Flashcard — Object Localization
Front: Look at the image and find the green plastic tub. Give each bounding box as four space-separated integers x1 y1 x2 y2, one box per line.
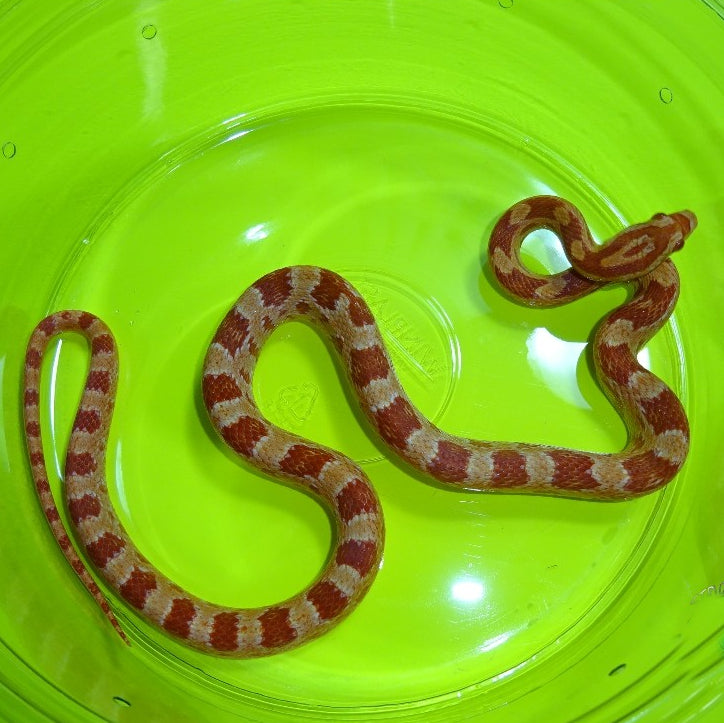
1 1 723 720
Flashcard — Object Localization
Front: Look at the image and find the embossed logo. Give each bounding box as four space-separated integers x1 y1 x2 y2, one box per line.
358 281 445 383
266 383 319 430
690 580 724 605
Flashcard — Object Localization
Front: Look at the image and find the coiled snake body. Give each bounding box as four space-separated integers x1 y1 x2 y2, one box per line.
23 196 696 657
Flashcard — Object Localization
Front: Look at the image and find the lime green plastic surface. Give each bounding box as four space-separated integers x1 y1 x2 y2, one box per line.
1 1 723 721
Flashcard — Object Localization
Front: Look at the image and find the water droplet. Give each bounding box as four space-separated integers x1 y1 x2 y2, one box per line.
609 663 627 677
112 696 131 707
2 141 16 159
142 24 157 40
498 0 514 7
659 87 673 104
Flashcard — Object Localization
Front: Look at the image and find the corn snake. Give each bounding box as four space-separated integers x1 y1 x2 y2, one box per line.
23 195 696 656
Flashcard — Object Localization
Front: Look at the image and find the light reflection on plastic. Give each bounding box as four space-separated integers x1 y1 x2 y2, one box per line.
637 347 651 370
114 440 131 518
526 327 588 409
532 180 557 197
387 0 396 27
243 223 270 244
451 579 485 604
49 340 63 478
225 129 251 144
478 631 511 653
523 228 569 272
527 328 653 406
139 20 167 119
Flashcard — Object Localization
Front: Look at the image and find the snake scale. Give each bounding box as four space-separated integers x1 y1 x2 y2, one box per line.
23 196 696 657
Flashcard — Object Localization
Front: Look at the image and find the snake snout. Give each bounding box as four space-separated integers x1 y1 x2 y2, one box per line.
667 210 697 252
672 210 697 236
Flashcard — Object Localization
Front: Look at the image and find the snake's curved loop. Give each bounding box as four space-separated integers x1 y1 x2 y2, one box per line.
489 195 696 305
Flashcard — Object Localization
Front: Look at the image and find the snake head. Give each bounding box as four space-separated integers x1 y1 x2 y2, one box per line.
669 210 698 250
583 208 698 283
650 210 698 254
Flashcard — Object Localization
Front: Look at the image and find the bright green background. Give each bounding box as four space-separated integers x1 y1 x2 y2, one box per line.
1 1 723 721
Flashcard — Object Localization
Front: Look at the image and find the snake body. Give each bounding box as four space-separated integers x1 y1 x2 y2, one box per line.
23 196 696 657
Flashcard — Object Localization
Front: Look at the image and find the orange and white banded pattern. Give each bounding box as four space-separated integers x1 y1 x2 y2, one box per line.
23 195 695 657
